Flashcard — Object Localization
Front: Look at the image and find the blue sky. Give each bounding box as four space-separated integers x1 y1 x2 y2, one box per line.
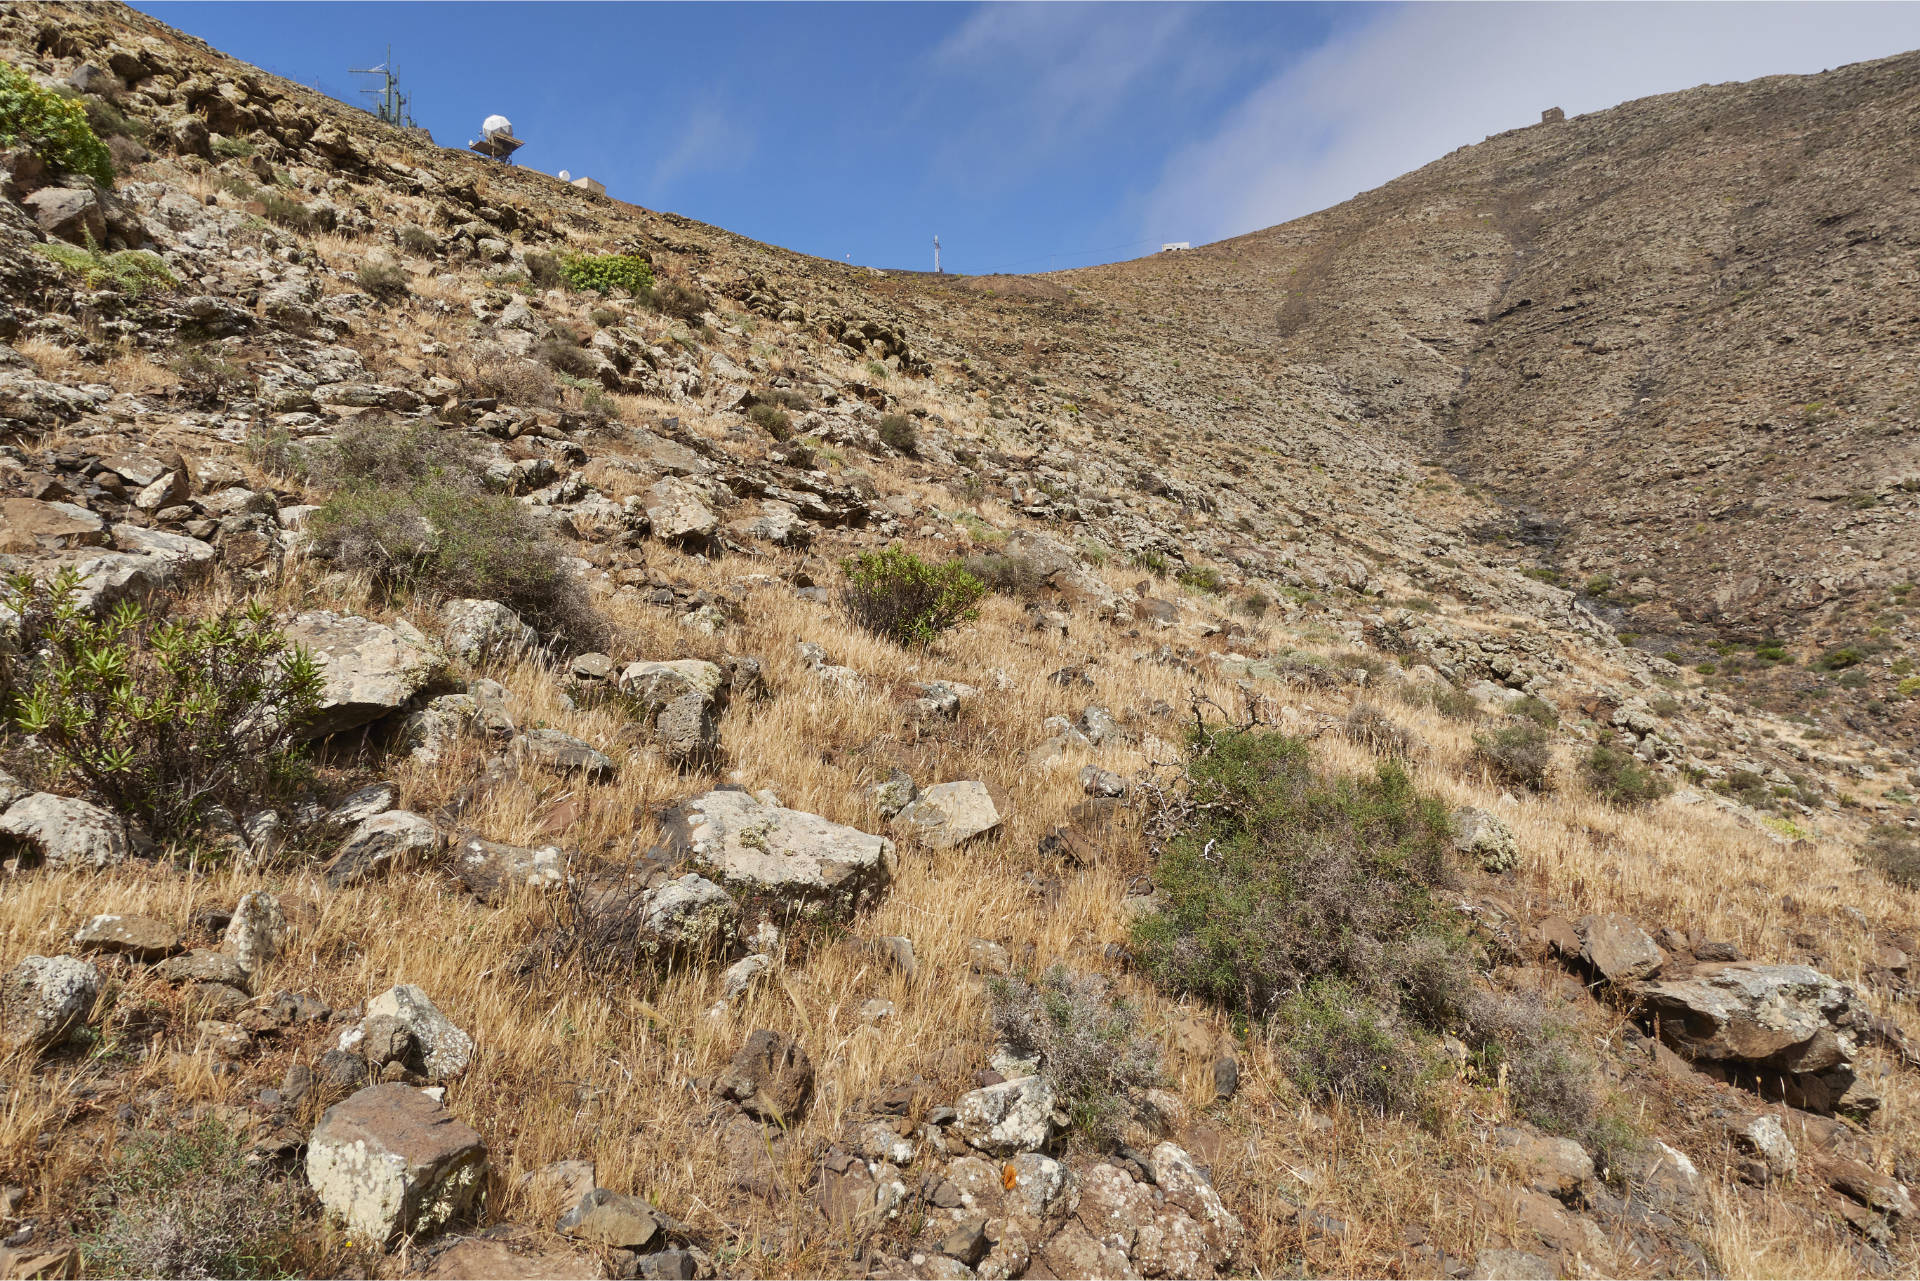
137 3 1920 275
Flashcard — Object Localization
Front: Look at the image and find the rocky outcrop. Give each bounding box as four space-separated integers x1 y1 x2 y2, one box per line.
0 792 135 868
306 1083 487 1247
284 612 445 739
660 790 892 918
0 954 99 1054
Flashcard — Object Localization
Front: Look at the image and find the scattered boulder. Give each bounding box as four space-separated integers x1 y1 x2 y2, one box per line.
306 1083 487 1247
155 949 249 988
660 789 892 918
640 874 740 955
0 792 135 868
1577 914 1665 983
1631 962 1868 1112
717 1028 815 1123
953 1074 1055 1156
644 478 718 545
441 598 540 664
1 954 99 1054
869 769 917 819
452 834 566 902
24 185 105 246
895 781 1001 849
284 612 445 739
1079 765 1128 798
338 984 474 1080
512 729 617 781
223 890 287 980
1454 806 1518 873
557 1188 662 1251
1734 1114 1797 1180
327 810 440 887
72 913 181 960
618 659 729 764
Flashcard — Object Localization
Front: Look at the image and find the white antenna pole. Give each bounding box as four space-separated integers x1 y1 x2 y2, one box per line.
934 234 941 274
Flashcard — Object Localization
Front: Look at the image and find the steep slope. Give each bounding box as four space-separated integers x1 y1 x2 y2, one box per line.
1 5 1919 1280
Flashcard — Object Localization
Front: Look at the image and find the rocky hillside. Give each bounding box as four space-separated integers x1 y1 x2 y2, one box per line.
0 4 1918 1279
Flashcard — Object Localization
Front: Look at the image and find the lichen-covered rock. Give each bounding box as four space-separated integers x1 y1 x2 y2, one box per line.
452 834 565 902
328 810 440 887
223 890 288 980
1577 913 1665 983
337 984 474 1081
618 659 729 763
1454 806 1518 873
1 954 100 1053
1631 962 1857 1072
511 728 616 780
283 611 445 739
661 789 892 918
644 477 718 544
306 1083 487 1247
440 598 539 664
72 913 181 960
895 780 1001 850
641 874 739 955
953 1074 1055 1156
0 793 135 868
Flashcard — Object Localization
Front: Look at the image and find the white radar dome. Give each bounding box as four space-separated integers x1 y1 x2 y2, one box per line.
482 114 512 138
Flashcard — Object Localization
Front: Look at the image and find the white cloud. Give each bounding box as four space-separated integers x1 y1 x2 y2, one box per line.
648 105 754 193
1144 2 1920 246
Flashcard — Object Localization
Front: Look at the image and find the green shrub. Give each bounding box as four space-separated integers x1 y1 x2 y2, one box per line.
3 571 321 842
535 333 599 379
1861 825 1920 889
397 224 438 256
1131 549 1169 577
1273 980 1429 1116
1473 721 1554 792
876 413 918 455
652 280 707 320
1238 591 1271 619
1754 644 1792 664
1342 701 1420 759
1509 694 1559 728
32 243 175 296
83 1116 301 1279
523 250 564 289
866 360 889 381
747 403 793 440
989 967 1160 1149
560 252 654 297
957 553 1046 600
1818 646 1864 671
210 134 256 158
355 259 408 303
762 388 811 411
1581 742 1671 808
259 189 327 233
1132 729 1452 1022
1176 565 1225 594
302 422 604 651
0 59 112 185
839 546 985 647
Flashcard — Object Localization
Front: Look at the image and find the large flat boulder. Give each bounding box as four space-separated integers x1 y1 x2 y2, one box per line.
283 612 444 739
306 1084 486 1247
659 790 891 918
895 781 1001 850
618 659 729 764
1 954 99 1054
0 498 109 552
1631 962 1857 1072
0 792 134 868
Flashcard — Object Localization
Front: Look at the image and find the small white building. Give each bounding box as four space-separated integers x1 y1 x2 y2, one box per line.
569 175 606 197
1161 241 1191 252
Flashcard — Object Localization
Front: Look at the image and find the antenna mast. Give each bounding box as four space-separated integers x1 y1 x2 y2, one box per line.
933 234 942 274
350 44 413 127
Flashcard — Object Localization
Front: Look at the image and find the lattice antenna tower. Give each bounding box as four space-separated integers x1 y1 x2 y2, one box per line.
934 234 941 274
350 45 413 127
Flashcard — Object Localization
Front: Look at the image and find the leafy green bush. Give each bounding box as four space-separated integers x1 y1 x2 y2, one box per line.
1176 565 1224 594
210 134 256 158
3 571 321 841
747 403 792 440
355 259 408 303
0 59 112 185
1133 728 1452 1023
259 189 326 233
83 1116 302 1279
989 967 1161 1148
877 413 918 455
1135 726 1601 1124
78 93 145 143
302 422 605 651
1473 720 1554 792
535 333 599 379
1818 646 1864 671
32 243 175 296
1581 741 1670 808
1510 694 1559 728
560 252 654 297
839 546 985 647
1131 549 1169 577
1238 590 1271 619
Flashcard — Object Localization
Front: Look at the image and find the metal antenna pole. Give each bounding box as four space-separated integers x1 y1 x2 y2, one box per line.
934 234 941 275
